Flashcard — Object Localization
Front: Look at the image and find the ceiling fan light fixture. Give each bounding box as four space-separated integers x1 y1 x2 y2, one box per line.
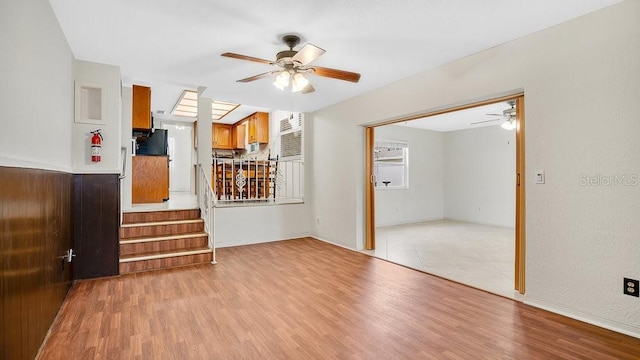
273 71 290 90
501 119 516 130
224 34 361 95
291 73 309 92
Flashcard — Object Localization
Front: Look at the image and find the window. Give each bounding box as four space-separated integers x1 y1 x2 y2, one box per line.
374 140 408 189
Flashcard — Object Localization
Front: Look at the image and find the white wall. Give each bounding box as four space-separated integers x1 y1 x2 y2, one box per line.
311 1 640 337
375 125 443 227
309 111 361 249
72 60 122 173
214 204 311 247
163 123 194 192
121 86 133 209
268 110 288 158
443 125 515 227
197 90 212 184
214 110 313 247
0 0 74 171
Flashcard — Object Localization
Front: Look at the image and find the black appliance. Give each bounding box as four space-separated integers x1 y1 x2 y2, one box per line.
136 129 168 156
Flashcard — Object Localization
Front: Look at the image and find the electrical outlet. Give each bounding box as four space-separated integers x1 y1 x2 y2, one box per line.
623 278 639 297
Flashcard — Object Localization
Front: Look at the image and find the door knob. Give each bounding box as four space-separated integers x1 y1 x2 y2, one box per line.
57 249 76 263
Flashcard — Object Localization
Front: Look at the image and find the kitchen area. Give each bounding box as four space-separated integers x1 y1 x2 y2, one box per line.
211 111 276 202
129 85 300 205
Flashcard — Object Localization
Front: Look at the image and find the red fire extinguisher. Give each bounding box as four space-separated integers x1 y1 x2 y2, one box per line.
91 129 103 162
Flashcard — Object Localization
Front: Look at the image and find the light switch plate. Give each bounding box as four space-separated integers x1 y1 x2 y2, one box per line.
535 170 545 184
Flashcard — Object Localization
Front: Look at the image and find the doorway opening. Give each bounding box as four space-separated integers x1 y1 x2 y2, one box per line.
162 122 195 196
364 95 525 297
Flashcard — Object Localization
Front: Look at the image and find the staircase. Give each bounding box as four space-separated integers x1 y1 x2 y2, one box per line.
119 209 213 274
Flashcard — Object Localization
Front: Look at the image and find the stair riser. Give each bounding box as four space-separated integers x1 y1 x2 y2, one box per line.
120 237 208 256
119 253 213 274
120 222 204 239
122 209 201 224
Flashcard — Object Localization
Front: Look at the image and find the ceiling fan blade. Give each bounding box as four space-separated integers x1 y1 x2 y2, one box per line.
237 71 277 83
292 44 325 65
221 52 273 65
485 113 503 116
470 119 501 125
301 84 315 94
312 66 361 83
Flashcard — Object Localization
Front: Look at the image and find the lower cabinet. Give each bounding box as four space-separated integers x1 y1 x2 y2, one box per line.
132 155 169 203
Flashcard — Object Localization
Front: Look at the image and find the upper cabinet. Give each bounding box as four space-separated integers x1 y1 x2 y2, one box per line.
248 112 269 144
212 123 233 149
211 112 269 150
132 85 151 130
233 123 246 150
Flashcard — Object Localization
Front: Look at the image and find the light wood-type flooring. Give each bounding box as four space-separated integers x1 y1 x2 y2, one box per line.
39 238 640 359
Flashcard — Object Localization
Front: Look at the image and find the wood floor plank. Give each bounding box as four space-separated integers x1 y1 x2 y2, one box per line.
38 238 640 359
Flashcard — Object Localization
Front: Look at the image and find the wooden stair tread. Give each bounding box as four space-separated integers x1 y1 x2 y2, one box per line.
120 232 208 244
119 248 212 263
120 219 203 228
118 209 212 274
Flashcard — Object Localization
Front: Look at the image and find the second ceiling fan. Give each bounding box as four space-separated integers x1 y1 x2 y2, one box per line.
221 34 361 94
470 101 517 130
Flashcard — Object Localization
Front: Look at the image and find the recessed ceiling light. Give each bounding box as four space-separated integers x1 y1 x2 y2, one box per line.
171 90 240 120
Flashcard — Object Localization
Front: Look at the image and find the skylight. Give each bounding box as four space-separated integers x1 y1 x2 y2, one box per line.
171 90 239 120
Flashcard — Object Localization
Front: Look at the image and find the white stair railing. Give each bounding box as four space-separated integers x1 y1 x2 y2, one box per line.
212 157 304 204
198 164 216 264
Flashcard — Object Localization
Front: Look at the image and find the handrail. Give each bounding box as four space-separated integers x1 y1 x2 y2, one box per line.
197 164 216 264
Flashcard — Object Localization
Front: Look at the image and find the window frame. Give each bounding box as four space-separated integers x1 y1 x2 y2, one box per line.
373 139 409 190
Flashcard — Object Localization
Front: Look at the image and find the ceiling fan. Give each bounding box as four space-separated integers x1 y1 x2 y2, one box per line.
470 101 517 130
221 34 361 94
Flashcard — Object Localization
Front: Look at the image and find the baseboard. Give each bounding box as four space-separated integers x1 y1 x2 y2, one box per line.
377 217 514 230
309 236 358 252
525 296 640 339
376 216 444 228
216 231 311 248
442 216 514 228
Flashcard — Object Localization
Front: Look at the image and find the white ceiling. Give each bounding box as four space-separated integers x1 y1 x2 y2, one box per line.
49 0 621 117
398 101 512 132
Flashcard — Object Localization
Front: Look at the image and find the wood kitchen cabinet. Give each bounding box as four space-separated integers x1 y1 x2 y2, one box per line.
213 123 233 149
132 155 169 203
248 112 269 144
233 122 246 149
132 85 151 130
